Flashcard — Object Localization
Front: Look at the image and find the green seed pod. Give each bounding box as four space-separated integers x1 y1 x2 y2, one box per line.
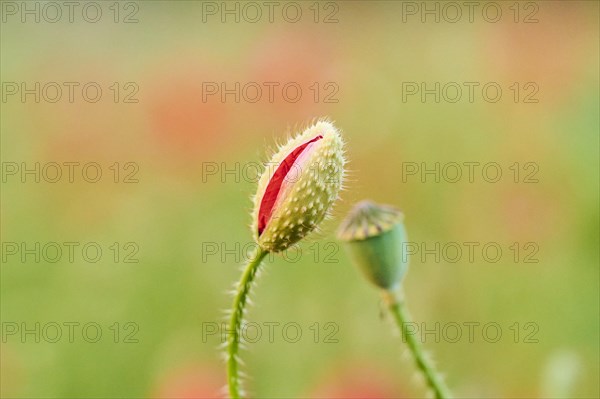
337 201 408 290
252 120 346 253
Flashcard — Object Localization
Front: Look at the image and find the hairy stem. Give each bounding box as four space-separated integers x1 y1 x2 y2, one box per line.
384 289 452 399
227 247 268 399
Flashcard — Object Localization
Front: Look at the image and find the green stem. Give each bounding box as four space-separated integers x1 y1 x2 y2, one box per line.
227 247 268 399
384 289 452 399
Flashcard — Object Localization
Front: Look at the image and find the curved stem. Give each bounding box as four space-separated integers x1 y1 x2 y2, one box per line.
384 289 452 399
227 247 268 399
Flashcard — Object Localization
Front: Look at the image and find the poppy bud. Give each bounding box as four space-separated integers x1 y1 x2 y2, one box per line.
337 201 408 290
252 120 345 253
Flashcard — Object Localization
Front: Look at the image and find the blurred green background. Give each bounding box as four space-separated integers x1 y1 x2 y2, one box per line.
1 1 598 398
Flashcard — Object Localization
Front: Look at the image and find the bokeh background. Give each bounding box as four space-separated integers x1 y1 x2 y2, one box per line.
1 1 598 398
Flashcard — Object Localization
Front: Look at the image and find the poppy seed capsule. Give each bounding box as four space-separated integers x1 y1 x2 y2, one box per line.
338 201 408 290
252 120 345 253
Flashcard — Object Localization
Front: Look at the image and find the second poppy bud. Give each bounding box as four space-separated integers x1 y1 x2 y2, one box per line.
337 201 409 290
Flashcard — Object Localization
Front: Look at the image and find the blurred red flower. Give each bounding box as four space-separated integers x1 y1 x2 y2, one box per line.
151 364 223 399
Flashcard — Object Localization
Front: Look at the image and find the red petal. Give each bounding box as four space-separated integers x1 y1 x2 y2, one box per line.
258 135 323 236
